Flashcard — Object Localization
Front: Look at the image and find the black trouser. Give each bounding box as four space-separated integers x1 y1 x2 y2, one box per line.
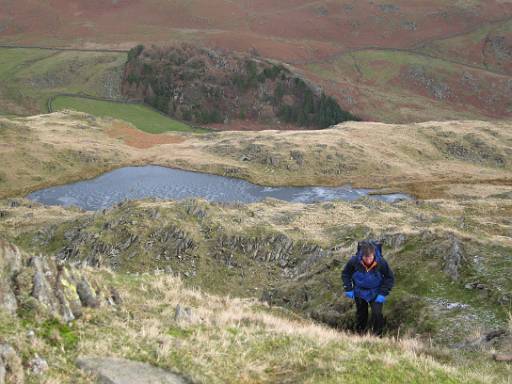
355 297 384 336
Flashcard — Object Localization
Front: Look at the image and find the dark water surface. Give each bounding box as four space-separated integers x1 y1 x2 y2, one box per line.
26 166 411 210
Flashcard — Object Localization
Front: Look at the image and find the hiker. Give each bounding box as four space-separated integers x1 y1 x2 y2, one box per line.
341 240 394 336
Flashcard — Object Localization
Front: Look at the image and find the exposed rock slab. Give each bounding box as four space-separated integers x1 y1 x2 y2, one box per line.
77 357 188 384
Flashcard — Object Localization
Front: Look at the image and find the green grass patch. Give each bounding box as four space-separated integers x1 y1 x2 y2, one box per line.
0 48 126 115
167 326 194 338
39 318 79 351
52 96 206 133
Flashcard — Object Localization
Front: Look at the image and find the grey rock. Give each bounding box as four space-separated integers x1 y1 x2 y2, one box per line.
30 256 60 315
379 4 399 13
0 241 22 314
382 233 407 249
29 355 49 375
483 35 512 61
406 65 450 100
444 234 463 281
401 20 417 31
76 356 189 384
77 278 100 308
464 282 486 290
315 5 328 16
1 239 117 321
265 155 280 167
174 304 192 323
109 287 123 306
0 344 24 384
290 150 304 166
184 200 208 219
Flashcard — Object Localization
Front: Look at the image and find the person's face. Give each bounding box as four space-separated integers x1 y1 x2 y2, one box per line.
363 251 375 264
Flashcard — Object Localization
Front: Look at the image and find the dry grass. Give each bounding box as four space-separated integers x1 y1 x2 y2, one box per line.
1 112 512 200
1 248 510 382
67 272 508 383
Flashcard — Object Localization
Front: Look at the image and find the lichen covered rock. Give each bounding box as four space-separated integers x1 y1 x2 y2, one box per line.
0 239 119 321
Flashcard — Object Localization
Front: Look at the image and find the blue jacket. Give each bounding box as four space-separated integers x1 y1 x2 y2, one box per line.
341 242 394 302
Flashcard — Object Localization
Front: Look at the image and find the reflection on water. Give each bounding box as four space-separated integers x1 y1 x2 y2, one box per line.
27 165 411 211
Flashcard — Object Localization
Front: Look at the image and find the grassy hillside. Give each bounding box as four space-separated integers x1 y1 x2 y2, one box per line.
0 48 125 115
0 110 511 381
419 19 512 76
52 96 201 133
2 1 511 62
1 112 512 199
0 240 510 383
303 49 512 122
6 195 510 344
2 2 512 123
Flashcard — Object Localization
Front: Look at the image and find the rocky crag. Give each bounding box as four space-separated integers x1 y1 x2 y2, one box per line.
121 44 357 129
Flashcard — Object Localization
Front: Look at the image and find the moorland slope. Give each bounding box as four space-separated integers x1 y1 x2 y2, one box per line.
2 1 512 122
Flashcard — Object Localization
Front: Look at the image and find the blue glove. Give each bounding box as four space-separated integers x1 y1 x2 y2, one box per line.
344 291 354 299
375 295 386 303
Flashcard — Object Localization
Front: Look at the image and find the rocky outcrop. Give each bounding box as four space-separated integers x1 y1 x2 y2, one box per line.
76 357 189 384
0 239 119 322
431 131 507 168
406 65 451 100
174 304 193 323
216 232 330 277
0 344 24 384
0 242 22 315
483 34 512 72
57 219 196 271
122 44 357 128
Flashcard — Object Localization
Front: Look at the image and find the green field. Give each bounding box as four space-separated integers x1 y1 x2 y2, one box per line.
52 95 205 133
0 48 126 115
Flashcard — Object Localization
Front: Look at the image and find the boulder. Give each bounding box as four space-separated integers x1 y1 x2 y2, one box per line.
76 356 189 384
